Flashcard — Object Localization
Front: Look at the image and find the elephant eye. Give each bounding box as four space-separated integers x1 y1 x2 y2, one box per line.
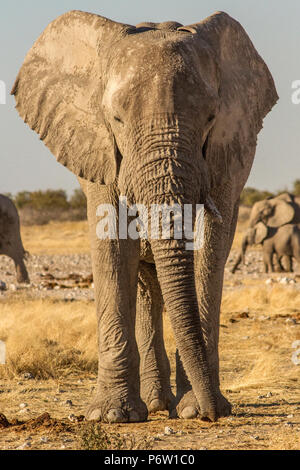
114 116 123 124
207 114 215 123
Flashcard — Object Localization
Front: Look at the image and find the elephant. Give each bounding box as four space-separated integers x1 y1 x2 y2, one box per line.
232 221 300 273
249 193 300 228
232 193 300 273
0 194 29 283
11 10 278 423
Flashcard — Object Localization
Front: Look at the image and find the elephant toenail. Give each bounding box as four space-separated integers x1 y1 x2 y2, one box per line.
87 409 101 421
106 408 126 423
129 410 140 422
181 406 198 419
148 399 164 413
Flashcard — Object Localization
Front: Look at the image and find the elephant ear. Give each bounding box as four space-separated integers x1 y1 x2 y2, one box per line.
268 200 295 227
254 222 268 244
179 12 278 187
11 10 132 184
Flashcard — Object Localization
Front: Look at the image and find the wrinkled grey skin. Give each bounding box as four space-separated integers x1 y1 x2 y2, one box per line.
0 195 29 283
12 11 278 423
232 193 300 273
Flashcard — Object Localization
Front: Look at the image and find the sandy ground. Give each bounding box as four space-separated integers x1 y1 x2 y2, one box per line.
0 220 299 451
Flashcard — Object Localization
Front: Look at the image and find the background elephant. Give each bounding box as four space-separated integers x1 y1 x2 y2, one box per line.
12 10 277 423
232 193 300 273
249 192 300 228
0 194 29 283
232 222 300 273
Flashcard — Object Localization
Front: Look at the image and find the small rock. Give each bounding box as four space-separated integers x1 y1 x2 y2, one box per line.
19 403 28 409
164 426 174 435
62 438 74 443
285 318 297 324
259 315 270 321
287 414 294 418
68 414 77 422
65 399 73 407
9 284 17 291
23 372 34 380
266 392 273 398
0 281 7 291
40 436 49 443
17 442 31 450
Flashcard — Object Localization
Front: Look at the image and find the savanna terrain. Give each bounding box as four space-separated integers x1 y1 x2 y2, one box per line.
0 208 299 450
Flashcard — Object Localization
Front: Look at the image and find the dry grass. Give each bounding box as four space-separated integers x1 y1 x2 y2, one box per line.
21 221 90 255
0 209 298 450
0 288 299 450
0 297 97 379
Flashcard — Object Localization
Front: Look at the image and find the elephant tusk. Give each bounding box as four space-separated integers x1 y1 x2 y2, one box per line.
204 196 223 224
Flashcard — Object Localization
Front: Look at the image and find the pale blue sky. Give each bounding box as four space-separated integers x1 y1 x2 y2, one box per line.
0 0 299 196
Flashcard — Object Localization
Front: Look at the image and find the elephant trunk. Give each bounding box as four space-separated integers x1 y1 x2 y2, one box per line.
150 237 217 420
231 233 249 273
123 133 217 419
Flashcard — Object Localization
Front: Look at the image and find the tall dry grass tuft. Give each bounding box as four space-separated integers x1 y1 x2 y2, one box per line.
0 297 97 379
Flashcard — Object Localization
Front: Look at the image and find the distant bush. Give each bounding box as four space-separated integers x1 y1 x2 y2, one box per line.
15 190 69 210
69 188 87 209
293 179 300 197
14 188 87 225
240 187 274 207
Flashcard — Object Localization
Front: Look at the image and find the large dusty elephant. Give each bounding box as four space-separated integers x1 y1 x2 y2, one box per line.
0 194 29 283
232 193 300 272
12 11 278 423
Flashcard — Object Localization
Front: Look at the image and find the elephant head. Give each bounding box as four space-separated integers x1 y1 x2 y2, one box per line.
249 193 296 228
247 222 269 246
12 10 278 420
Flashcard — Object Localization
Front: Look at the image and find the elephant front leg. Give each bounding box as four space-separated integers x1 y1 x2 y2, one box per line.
175 191 237 419
84 183 147 423
136 261 174 414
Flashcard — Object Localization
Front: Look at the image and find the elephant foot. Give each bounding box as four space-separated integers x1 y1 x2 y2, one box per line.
85 396 148 423
145 389 175 414
141 382 175 414
174 389 231 421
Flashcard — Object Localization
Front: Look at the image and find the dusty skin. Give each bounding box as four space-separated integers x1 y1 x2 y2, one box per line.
0 217 299 450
